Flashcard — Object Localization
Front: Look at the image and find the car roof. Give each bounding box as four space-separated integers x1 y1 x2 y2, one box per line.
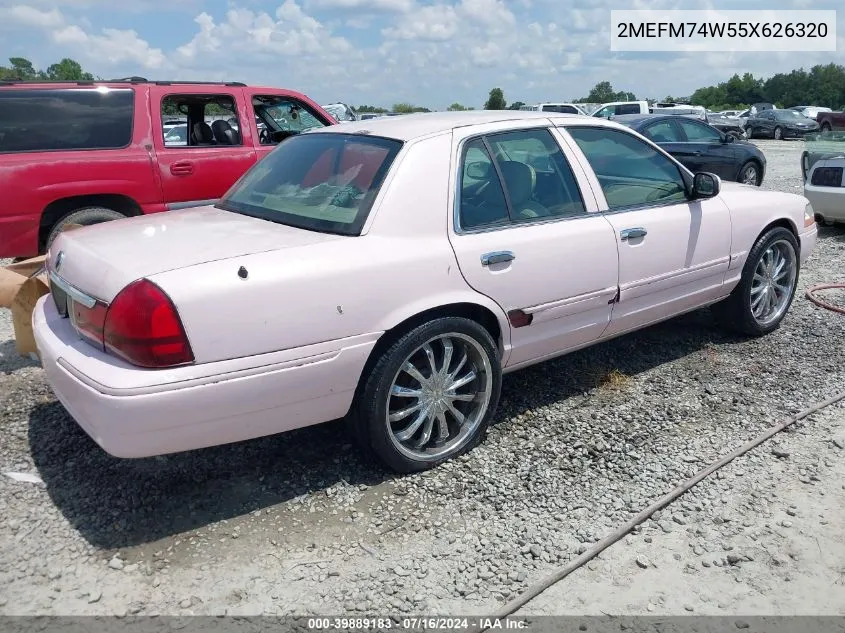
311 110 584 141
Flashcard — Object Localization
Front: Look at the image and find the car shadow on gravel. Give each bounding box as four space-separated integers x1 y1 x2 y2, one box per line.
28 309 746 550
817 224 845 242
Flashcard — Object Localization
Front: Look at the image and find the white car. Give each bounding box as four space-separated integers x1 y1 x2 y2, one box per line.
804 155 845 224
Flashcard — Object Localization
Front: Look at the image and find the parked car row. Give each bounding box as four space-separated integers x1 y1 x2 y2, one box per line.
30 108 818 471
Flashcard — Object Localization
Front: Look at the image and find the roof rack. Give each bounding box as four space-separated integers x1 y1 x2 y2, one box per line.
1 78 247 87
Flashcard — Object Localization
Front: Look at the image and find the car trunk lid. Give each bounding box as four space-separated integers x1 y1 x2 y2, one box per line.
47 205 344 303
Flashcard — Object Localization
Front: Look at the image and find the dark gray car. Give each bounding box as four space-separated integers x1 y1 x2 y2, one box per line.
745 109 820 140
614 113 767 186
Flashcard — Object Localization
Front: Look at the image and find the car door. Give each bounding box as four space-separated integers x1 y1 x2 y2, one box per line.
150 86 257 208
674 118 737 180
447 123 619 369
559 124 731 338
757 111 776 137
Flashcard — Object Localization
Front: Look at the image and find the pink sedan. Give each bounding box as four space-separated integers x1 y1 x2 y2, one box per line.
33 111 818 472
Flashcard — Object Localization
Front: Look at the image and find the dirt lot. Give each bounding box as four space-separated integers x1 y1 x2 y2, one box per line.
1 139 844 617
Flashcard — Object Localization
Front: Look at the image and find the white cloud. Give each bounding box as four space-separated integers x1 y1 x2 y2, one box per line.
307 0 414 12
0 4 166 69
0 6 64 28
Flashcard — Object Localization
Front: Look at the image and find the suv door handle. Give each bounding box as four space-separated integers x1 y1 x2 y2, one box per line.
481 251 515 266
170 161 194 176
620 227 647 241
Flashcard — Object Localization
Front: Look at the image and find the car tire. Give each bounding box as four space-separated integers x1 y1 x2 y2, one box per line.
46 207 127 250
773 126 783 140
821 123 832 133
350 317 502 473
738 160 762 186
712 226 800 337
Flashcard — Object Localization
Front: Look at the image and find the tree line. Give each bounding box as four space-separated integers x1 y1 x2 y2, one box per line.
368 63 845 114
0 57 95 81
4 56 844 114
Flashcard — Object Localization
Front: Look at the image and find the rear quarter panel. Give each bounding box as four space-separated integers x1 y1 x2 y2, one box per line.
148 133 512 365
719 185 807 285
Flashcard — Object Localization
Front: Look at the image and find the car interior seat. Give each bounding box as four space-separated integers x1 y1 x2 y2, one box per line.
191 122 216 145
211 120 240 145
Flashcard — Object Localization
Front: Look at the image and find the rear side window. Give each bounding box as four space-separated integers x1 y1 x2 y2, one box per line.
0 88 134 153
615 104 642 115
542 105 579 114
218 133 402 236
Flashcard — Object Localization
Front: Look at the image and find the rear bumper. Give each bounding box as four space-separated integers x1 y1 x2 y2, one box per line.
33 295 377 458
804 185 845 222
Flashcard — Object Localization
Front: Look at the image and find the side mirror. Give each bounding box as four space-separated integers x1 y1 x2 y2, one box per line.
692 172 720 198
465 161 492 179
723 134 735 143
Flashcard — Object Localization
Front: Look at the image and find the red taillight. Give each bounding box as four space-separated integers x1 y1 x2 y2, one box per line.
103 279 194 368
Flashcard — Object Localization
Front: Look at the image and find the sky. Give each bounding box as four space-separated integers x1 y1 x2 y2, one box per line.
0 0 842 110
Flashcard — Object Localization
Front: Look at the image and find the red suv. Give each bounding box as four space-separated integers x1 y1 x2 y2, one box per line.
0 78 336 258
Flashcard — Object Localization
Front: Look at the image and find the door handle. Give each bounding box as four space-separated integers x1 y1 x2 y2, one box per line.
480 251 515 266
620 227 647 241
170 161 194 176
693 151 703 156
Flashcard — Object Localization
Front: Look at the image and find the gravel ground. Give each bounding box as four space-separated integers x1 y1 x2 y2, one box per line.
1 139 844 617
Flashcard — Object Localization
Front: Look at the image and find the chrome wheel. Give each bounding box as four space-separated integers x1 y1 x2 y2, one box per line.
774 127 783 140
386 333 493 461
750 239 797 327
741 164 758 185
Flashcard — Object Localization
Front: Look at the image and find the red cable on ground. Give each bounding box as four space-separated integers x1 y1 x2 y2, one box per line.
805 283 845 315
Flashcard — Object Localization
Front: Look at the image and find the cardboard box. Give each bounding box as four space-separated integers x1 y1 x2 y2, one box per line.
0 224 83 358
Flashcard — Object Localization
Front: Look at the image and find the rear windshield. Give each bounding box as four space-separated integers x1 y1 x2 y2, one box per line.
217 132 402 236
0 88 134 153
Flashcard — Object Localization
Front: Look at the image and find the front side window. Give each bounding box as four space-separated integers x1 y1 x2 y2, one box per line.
567 126 687 210
0 88 134 153
677 119 721 142
593 106 613 118
459 128 587 230
218 133 401 236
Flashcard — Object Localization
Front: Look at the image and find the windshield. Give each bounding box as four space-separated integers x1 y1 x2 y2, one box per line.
217 133 402 236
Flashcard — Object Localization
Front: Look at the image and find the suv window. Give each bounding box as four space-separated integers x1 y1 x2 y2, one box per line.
677 119 721 142
593 106 613 118
459 128 586 229
0 88 134 153
643 120 682 143
542 104 579 114
218 133 401 236
161 94 241 147
615 104 642 115
567 126 687 210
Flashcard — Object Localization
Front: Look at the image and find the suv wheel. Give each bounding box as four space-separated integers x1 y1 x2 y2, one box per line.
46 207 126 250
